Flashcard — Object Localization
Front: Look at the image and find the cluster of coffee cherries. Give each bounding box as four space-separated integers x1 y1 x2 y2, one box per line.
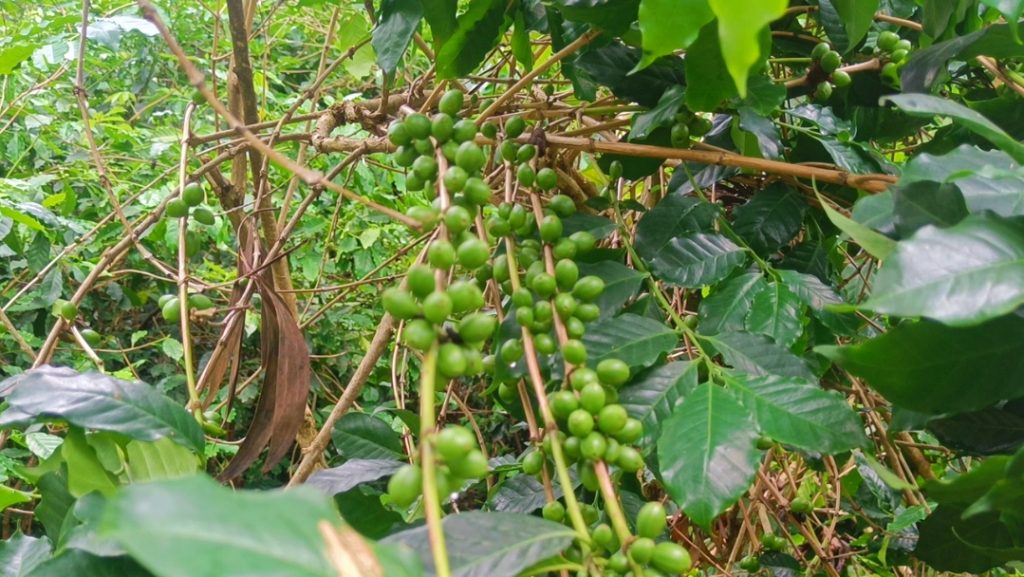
166 182 216 226
572 501 692 577
810 42 851 101
876 30 914 87
157 292 214 323
388 425 489 508
669 108 713 149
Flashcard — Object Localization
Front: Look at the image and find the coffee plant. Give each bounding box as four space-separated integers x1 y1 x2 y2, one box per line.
0 1 1023 576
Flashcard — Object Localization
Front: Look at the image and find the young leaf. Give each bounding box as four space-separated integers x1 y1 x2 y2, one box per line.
657 383 760 529
708 0 786 97
0 366 204 453
862 214 1024 326
384 511 574 577
817 315 1024 414
636 0 713 70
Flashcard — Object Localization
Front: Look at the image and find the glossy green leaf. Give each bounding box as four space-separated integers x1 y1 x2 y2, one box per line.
635 195 718 260
892 180 968 237
927 402 1024 456
636 0 712 69
915 505 1018 573
733 186 807 256
100 475 339 577
685 23 737 111
900 145 1024 218
902 24 1024 92
628 85 685 140
576 43 686 108
436 0 511 79
657 383 760 529
698 272 767 335
619 362 700 452
745 281 804 348
582 314 677 370
0 533 51 577
737 107 782 159
550 0 640 36
862 214 1024 325
124 438 201 482
648 233 747 288
708 0 786 97
815 191 896 260
372 0 422 74
307 459 404 495
384 511 574 577
706 331 815 380
577 261 645 319
63 429 118 498
832 0 879 51
817 315 1024 414
489 474 569 513
775 269 844 310
882 94 1024 164
0 366 203 452
331 412 405 461
727 375 867 454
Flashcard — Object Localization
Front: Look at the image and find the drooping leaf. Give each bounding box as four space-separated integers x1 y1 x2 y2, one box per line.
862 214 1024 326
744 281 804 348
685 23 738 111
0 533 51 577
732 185 807 256
698 272 767 335
619 362 701 453
892 180 968 237
882 94 1024 164
708 0 787 97
657 383 760 529
706 331 815 380
727 374 867 454
331 412 405 461
307 459 405 495
420 0 457 44
582 314 677 371
436 0 512 79
831 0 879 51
648 233 747 288
384 511 575 577
100 475 340 577
0 366 203 453
636 0 713 69
372 0 423 75
817 315 1024 414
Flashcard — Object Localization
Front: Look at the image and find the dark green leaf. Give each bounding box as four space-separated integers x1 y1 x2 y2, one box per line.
738 107 783 160
882 94 1024 164
25 551 152 577
307 459 405 495
902 25 1024 93
900 145 1024 217
334 489 406 540
657 383 760 529
817 315 1024 414
420 0 457 44
744 281 804 348
510 10 532 70
698 272 767 335
832 0 879 51
727 374 867 453
619 362 701 453
892 180 968 237
915 505 1017 573
489 474 568 513
629 85 685 140
384 511 575 577
550 0 640 36
924 456 1008 505
862 214 1024 326
372 0 423 74
0 533 51 577
635 195 718 260
0 366 203 453
100 475 339 577
648 233 747 288
582 314 677 370
636 0 713 69
436 0 511 79
576 43 685 108
928 403 1024 456
577 261 645 318
331 413 405 461
775 270 844 310
706 331 815 380
685 23 737 111
732 185 807 255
